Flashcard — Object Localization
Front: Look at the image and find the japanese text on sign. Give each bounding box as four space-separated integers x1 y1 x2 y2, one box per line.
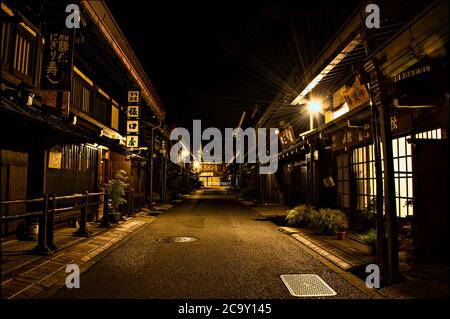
127 120 139 133
128 91 140 103
42 30 74 90
126 135 139 148
342 76 370 110
127 105 140 118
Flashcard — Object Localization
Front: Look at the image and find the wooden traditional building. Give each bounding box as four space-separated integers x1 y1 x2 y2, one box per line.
1 0 164 236
257 0 448 282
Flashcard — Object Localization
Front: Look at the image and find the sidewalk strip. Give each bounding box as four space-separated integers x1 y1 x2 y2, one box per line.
292 234 353 270
1 219 148 299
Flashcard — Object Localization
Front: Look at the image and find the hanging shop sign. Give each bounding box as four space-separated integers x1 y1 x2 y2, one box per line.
126 135 139 148
341 75 370 111
48 148 62 169
41 28 75 91
126 91 140 149
127 105 140 118
127 120 139 133
128 91 140 103
390 110 411 136
279 126 296 149
331 126 372 151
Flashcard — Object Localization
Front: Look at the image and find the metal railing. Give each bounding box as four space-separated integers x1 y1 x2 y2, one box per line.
1 190 112 254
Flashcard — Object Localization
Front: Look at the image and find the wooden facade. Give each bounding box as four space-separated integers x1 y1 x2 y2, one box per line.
255 0 448 275
1 0 164 237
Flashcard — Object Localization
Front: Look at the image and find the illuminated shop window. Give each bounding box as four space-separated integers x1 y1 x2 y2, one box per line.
392 136 413 217
352 144 378 211
350 129 443 217
414 128 442 139
393 129 442 217
336 153 350 208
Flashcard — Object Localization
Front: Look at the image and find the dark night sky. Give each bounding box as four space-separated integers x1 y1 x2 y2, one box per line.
108 0 362 131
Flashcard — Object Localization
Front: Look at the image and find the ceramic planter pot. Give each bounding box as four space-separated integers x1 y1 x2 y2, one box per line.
108 212 121 223
25 220 39 240
337 231 346 240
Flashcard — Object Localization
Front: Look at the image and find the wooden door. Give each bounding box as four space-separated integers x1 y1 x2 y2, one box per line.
1 150 28 236
412 139 449 262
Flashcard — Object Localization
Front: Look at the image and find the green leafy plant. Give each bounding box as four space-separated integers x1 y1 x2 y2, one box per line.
106 170 129 211
312 208 348 235
361 228 377 256
361 228 377 246
361 197 377 225
285 204 317 227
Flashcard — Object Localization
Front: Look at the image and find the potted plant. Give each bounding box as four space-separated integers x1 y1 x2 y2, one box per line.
105 170 129 223
312 208 348 238
361 228 377 256
362 197 377 229
285 204 318 227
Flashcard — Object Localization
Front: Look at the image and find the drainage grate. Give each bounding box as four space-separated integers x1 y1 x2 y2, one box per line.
157 236 198 243
280 274 337 297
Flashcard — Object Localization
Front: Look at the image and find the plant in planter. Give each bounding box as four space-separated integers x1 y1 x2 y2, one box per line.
105 170 129 223
312 208 348 238
285 204 317 227
361 228 377 256
362 197 376 222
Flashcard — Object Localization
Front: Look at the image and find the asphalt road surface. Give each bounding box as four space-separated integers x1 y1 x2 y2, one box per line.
51 189 369 299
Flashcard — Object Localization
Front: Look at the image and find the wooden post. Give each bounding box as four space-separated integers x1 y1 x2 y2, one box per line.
32 193 51 255
129 188 134 216
100 190 111 227
370 89 385 270
378 92 400 284
46 193 57 250
74 191 90 236
364 57 400 284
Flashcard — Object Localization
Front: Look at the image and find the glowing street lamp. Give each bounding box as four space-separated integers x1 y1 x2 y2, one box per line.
307 100 322 130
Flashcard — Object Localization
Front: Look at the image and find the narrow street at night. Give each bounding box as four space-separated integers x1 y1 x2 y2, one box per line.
50 188 369 299
1 0 449 315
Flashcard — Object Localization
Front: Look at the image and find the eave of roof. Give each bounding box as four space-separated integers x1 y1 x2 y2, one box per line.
80 0 165 119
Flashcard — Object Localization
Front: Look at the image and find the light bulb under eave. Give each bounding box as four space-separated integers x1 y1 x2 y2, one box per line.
307 101 322 113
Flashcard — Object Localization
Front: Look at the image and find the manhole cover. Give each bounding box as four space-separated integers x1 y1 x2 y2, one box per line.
157 236 198 243
280 274 337 297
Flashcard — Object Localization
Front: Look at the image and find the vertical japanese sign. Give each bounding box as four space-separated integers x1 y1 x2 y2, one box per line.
126 91 140 148
41 28 75 91
279 126 296 149
341 75 370 111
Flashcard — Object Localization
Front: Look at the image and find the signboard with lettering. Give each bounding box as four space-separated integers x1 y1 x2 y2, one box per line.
390 110 411 136
332 126 372 151
41 29 75 91
127 120 139 133
128 91 140 103
127 105 140 118
341 76 370 111
48 150 62 169
279 126 296 149
126 135 139 148
126 91 141 149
